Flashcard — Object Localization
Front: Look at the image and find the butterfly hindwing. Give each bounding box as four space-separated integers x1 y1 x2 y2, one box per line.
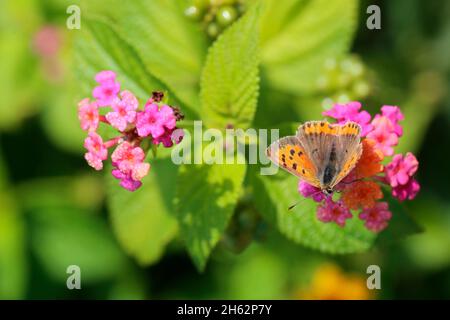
266 136 320 188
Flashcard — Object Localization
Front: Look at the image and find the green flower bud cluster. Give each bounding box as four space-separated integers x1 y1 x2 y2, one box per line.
316 55 372 109
185 0 247 39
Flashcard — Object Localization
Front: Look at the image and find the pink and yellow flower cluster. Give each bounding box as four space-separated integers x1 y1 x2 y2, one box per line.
299 102 420 233
78 70 184 191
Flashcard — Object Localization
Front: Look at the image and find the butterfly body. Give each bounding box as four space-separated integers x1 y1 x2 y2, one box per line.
266 120 363 195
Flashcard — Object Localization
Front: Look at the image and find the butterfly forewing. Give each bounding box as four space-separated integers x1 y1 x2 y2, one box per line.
330 122 363 187
296 121 339 179
266 136 321 188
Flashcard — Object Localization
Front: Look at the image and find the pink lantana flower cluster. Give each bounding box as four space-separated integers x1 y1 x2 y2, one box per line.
78 70 184 191
299 101 420 233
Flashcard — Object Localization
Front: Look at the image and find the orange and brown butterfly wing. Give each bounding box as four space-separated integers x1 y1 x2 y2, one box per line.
266 136 321 188
331 122 363 187
296 120 340 174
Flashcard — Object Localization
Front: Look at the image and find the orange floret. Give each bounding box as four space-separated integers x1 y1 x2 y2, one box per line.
294 264 372 300
341 180 383 210
352 138 384 179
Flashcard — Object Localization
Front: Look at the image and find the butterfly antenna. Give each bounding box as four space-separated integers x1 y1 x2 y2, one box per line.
288 189 325 211
288 200 302 211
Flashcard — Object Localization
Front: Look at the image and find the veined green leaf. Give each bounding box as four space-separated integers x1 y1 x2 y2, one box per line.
107 158 178 266
74 18 167 101
200 4 261 129
262 0 359 94
251 171 376 254
175 161 247 271
114 0 206 111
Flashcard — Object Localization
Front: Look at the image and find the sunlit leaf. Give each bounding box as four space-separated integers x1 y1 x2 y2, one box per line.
112 0 206 112
200 3 261 129
74 18 167 101
175 161 247 271
261 0 359 94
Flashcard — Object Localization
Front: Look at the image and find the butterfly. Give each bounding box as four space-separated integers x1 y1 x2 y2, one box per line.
266 120 363 196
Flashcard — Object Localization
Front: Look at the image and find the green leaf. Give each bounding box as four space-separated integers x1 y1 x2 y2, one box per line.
401 195 450 270
0 148 7 188
41 32 86 154
108 266 148 300
175 162 247 271
200 4 261 129
112 0 206 111
224 246 287 299
18 177 126 283
260 0 307 44
16 175 104 212
106 158 178 266
74 18 167 101
0 150 26 299
251 171 376 254
395 97 440 155
261 0 359 94
0 22 42 130
0 192 27 299
30 206 127 283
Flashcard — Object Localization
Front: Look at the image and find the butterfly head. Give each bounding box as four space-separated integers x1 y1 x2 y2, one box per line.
322 186 333 196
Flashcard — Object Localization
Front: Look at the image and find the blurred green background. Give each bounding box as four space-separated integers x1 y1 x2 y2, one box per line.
0 0 449 299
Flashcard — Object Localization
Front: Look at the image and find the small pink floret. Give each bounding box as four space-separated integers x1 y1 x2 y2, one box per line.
105 90 139 132
359 202 392 232
385 153 419 188
316 198 353 227
110 142 150 191
78 98 99 132
366 115 400 156
323 101 373 136
83 132 107 170
136 102 177 139
92 70 120 107
298 180 326 203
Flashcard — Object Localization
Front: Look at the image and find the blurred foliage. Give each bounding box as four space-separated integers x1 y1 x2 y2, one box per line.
107 159 178 266
0 0 449 299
